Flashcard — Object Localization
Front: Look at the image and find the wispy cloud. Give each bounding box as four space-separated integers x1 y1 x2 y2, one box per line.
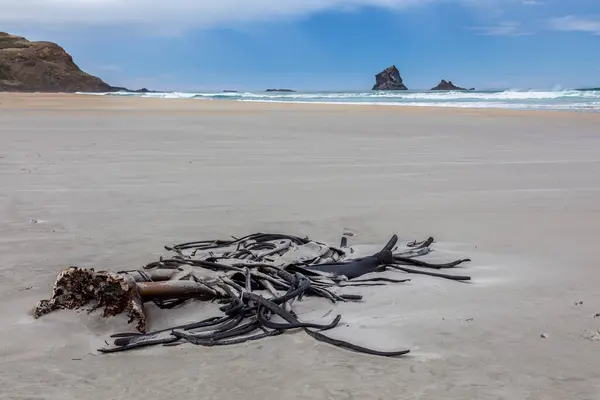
468 21 533 36
0 0 544 33
549 16 600 35
0 0 425 31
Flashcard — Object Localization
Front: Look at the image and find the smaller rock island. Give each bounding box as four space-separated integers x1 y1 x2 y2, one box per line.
431 80 467 91
265 89 296 92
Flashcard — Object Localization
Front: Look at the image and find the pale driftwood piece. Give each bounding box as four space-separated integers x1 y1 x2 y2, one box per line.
259 279 280 299
255 240 291 261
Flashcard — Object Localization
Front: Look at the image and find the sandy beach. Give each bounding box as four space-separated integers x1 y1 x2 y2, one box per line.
1 94 600 399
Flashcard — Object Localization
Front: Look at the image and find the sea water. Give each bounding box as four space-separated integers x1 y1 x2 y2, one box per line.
79 89 600 111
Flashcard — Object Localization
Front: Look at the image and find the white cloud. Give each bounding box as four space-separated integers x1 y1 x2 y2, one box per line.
549 16 600 34
0 0 426 31
468 21 532 36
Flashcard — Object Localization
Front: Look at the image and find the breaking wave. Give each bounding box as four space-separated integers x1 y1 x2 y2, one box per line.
77 89 600 111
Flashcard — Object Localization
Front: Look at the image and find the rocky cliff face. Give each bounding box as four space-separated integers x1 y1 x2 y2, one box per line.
0 32 113 92
431 80 467 91
372 65 408 90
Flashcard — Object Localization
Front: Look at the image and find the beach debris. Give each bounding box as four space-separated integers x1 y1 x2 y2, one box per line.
34 267 148 332
541 333 549 339
581 329 600 343
594 313 600 318
34 232 472 357
574 301 584 306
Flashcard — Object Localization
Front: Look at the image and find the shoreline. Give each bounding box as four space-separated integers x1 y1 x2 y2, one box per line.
1 92 600 118
219 99 600 113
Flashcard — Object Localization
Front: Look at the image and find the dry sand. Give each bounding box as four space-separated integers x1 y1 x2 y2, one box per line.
1 94 600 399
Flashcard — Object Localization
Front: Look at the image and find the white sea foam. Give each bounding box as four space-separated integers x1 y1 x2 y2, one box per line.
76 89 600 111
241 99 600 110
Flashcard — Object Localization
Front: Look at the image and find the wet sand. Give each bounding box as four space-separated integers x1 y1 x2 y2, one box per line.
1 94 600 399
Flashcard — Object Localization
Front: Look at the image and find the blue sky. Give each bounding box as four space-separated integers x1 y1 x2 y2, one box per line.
2 0 600 91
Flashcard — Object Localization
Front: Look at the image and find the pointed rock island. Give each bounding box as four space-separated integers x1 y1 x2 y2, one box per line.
431 80 467 91
372 65 408 90
0 32 145 92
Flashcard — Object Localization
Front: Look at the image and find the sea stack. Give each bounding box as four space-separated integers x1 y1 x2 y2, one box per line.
265 88 296 92
0 32 116 92
372 65 408 90
431 80 467 91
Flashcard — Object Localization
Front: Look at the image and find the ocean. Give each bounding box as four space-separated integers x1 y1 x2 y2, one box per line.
81 89 600 111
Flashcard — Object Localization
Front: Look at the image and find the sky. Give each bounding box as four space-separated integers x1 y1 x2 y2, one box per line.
2 0 600 91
